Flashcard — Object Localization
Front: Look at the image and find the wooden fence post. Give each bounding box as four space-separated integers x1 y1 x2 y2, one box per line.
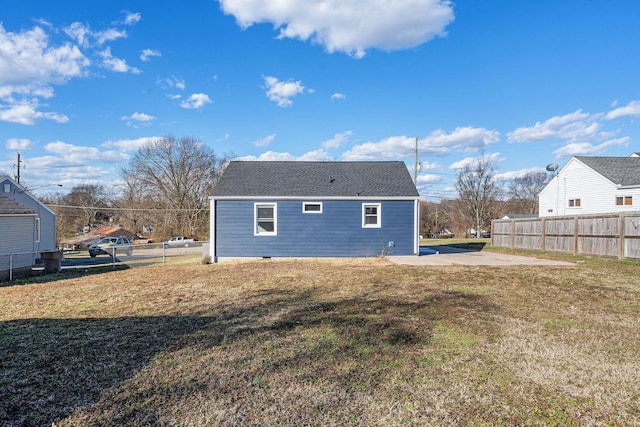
618 213 625 259
573 216 579 256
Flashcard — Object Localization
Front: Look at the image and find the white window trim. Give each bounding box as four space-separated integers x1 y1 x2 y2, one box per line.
362 203 381 228
35 217 41 243
302 202 323 214
615 196 633 206
254 203 277 236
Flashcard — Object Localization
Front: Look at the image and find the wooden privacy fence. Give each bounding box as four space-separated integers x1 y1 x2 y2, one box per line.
492 212 640 260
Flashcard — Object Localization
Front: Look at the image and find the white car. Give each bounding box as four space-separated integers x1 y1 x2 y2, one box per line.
89 236 134 257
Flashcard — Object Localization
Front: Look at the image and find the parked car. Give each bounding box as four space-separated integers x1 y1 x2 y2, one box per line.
88 236 134 257
163 236 197 248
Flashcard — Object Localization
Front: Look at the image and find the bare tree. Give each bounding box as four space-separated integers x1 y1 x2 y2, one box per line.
508 171 549 214
47 184 108 238
121 135 229 239
455 155 502 238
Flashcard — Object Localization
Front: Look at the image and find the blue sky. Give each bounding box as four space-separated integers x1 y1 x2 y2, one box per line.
1 0 639 200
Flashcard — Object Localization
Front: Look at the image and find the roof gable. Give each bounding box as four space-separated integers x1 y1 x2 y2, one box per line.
211 161 420 198
574 156 640 187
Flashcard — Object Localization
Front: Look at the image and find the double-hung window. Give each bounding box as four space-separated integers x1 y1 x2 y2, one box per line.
255 203 277 235
362 203 381 228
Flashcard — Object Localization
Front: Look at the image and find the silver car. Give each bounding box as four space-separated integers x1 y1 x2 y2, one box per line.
88 236 134 257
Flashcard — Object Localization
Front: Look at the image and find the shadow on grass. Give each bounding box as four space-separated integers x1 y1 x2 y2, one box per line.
0 315 215 426
1 264 131 288
1 286 499 426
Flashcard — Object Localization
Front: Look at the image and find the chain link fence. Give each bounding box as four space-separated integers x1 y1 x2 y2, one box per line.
1 242 210 281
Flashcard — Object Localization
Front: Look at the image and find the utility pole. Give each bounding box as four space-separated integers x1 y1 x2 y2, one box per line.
14 152 22 184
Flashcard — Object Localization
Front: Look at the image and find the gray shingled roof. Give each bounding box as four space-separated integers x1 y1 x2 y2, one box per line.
575 156 640 186
0 195 35 215
211 161 420 198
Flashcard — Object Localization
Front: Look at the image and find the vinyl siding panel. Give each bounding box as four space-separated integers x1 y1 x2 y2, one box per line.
215 200 416 258
0 216 37 272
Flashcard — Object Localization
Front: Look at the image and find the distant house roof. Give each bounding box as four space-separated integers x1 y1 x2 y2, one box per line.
500 213 538 220
575 156 640 187
0 195 35 215
211 161 420 198
60 226 137 248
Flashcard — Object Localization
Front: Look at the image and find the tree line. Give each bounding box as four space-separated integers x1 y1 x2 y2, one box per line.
420 155 549 238
39 137 547 243
43 135 230 242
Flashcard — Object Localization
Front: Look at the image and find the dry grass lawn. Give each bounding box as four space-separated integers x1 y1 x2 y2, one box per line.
1 255 639 426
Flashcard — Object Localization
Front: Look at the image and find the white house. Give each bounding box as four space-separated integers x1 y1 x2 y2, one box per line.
538 153 640 217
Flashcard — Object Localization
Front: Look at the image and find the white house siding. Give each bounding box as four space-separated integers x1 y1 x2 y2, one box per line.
0 215 37 274
539 158 640 217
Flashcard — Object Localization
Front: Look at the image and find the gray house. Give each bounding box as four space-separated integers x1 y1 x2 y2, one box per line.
0 196 39 280
209 161 420 262
0 176 59 279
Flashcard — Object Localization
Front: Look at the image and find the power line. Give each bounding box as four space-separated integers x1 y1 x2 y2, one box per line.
47 204 204 212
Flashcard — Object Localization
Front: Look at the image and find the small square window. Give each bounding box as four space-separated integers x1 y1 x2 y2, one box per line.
303 202 323 213
362 203 381 228
568 198 581 207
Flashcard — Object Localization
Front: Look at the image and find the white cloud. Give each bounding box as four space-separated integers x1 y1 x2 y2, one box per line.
342 135 416 160
158 76 186 91
0 24 89 88
322 131 352 149
424 126 500 154
449 152 504 170
180 93 212 109
63 22 127 47
495 167 546 181
6 138 34 150
606 100 640 120
99 47 141 74
123 12 142 26
0 101 69 125
253 134 276 147
238 149 333 161
219 0 454 58
342 127 498 161
120 112 156 127
417 174 442 185
298 149 333 161
507 110 607 143
237 151 297 161
263 76 305 107
103 136 160 151
95 28 128 45
331 93 346 101
140 48 161 61
44 141 129 164
552 137 630 158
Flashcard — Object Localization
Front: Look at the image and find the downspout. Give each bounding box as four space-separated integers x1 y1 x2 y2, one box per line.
210 198 217 263
414 199 419 255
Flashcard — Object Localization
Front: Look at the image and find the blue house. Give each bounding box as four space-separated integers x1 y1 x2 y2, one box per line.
209 161 420 262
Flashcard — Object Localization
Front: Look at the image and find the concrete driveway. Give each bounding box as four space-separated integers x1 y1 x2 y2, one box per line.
386 245 575 266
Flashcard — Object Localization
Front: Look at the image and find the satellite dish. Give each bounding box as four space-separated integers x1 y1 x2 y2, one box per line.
546 163 559 172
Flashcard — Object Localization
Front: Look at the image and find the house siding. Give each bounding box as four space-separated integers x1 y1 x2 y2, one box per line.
1 177 56 252
0 215 37 277
214 199 416 258
539 158 640 217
